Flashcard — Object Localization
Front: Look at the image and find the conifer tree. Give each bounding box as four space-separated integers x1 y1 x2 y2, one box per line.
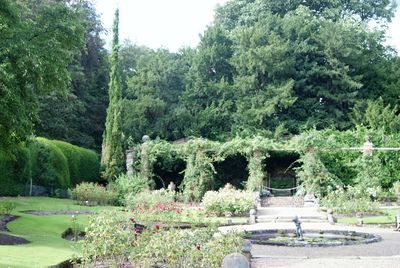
101 9 124 180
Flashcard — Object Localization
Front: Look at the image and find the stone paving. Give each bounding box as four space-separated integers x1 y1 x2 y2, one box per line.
219 221 400 268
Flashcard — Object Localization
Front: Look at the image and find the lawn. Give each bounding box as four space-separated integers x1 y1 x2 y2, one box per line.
337 208 400 226
0 197 115 268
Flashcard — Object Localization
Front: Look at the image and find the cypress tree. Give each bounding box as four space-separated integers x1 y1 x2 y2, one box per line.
101 9 124 180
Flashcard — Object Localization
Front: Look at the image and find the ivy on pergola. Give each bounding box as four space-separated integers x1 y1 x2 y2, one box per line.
130 129 399 201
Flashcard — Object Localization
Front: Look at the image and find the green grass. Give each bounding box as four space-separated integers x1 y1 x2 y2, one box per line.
337 208 400 225
0 197 115 268
0 197 248 267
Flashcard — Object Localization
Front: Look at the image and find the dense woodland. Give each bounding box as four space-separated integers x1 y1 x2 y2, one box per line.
1 0 400 194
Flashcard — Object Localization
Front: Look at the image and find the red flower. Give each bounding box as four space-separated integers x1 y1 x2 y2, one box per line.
130 218 135 223
195 244 201 250
155 224 160 230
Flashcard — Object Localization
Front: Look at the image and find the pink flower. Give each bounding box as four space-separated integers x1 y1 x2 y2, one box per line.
130 218 135 223
154 224 160 230
195 244 201 250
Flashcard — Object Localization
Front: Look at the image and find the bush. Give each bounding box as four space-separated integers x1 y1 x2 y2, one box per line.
80 210 243 268
321 186 379 215
0 201 17 215
48 139 100 185
124 188 175 209
0 137 100 197
29 138 70 191
108 174 151 205
71 182 117 205
202 185 254 216
0 146 31 196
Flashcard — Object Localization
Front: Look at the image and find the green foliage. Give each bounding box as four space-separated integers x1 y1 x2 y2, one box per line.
0 0 86 149
352 153 384 192
80 210 130 264
295 151 341 197
351 97 400 134
202 185 254 216
101 9 124 180
0 148 27 196
36 1 109 151
81 210 243 268
393 181 400 194
0 201 16 215
71 182 117 206
124 188 175 210
321 187 379 214
50 139 100 185
109 173 151 205
30 138 71 191
180 139 219 201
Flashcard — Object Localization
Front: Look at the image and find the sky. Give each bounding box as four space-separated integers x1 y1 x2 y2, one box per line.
94 0 399 53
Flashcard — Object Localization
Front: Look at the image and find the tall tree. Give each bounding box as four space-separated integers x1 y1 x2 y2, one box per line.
35 0 109 151
101 9 124 180
0 0 85 149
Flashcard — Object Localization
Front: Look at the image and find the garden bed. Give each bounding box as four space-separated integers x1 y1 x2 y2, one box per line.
0 233 30 245
0 214 18 232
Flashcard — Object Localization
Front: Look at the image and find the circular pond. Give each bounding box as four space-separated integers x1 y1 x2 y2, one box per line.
246 229 381 247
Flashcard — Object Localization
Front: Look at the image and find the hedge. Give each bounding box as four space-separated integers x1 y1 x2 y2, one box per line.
50 139 100 185
0 138 100 196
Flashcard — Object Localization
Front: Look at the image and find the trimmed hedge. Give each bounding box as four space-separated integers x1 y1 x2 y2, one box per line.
0 138 100 196
50 139 100 185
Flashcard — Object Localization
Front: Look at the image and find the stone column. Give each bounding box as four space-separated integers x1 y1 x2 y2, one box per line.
125 149 135 176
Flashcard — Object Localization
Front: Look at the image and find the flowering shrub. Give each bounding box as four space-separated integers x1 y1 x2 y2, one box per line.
321 186 379 215
80 210 243 268
71 182 117 205
202 186 254 216
124 188 175 209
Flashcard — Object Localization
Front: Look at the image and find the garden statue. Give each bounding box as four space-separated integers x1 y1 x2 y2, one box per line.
167 181 176 191
292 215 304 241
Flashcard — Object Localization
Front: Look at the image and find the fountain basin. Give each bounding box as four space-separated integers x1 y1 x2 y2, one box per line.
245 229 381 247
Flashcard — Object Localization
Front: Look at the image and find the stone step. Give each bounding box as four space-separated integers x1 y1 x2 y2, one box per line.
256 215 327 223
256 207 322 216
261 196 304 207
254 206 328 223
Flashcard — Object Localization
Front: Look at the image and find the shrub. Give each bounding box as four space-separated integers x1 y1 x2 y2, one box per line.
108 173 151 205
80 210 243 268
124 188 175 210
80 210 131 264
49 139 100 185
0 201 17 215
71 182 117 205
202 186 254 216
0 149 26 196
29 138 70 191
321 186 379 215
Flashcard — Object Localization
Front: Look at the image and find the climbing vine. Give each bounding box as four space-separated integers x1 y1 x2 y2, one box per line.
127 128 400 200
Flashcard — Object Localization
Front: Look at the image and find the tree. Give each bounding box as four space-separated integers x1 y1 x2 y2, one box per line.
35 0 109 151
0 0 85 149
101 9 124 180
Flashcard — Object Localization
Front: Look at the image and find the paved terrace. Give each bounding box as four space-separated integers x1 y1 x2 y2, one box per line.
219 222 400 268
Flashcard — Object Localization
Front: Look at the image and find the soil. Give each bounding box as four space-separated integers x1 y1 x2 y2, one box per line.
22 210 94 216
61 228 85 241
0 214 30 245
0 214 18 232
0 233 30 245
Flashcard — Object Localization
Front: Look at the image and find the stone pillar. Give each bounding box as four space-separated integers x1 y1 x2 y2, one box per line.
126 149 135 176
